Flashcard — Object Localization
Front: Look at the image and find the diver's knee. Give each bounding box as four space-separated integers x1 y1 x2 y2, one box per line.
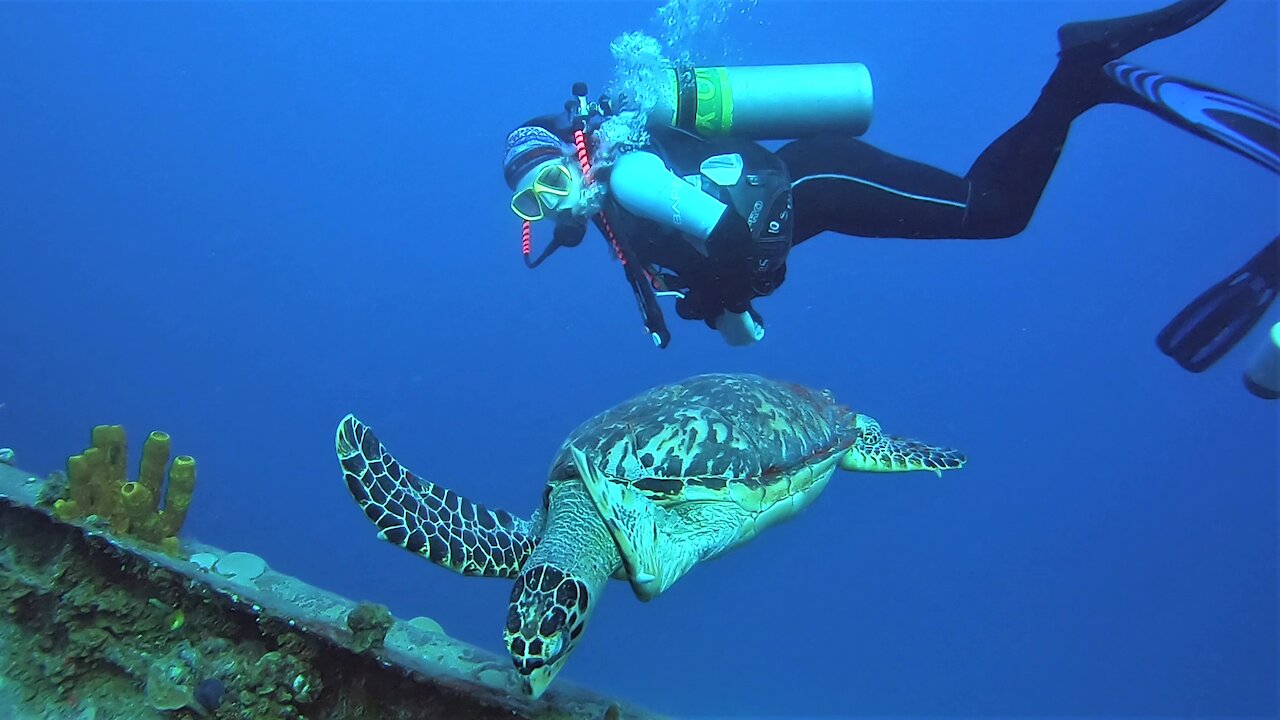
986 220 1028 239
962 206 1030 239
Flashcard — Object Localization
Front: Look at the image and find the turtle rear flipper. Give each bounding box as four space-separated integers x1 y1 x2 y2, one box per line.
839 415 967 477
336 414 538 578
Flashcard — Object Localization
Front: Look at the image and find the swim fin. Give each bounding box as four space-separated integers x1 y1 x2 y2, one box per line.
1057 0 1227 66
1105 61 1280 174
1158 235 1280 372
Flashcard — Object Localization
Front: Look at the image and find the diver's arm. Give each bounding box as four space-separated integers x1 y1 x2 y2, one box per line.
611 150 764 346
609 151 728 241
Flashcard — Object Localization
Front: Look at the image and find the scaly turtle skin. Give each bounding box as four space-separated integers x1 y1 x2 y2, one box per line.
335 373 965 699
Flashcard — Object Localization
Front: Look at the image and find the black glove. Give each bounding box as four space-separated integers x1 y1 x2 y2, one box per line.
675 288 722 328
673 211 759 326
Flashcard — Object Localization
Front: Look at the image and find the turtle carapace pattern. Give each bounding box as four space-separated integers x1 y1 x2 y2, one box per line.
336 373 966 699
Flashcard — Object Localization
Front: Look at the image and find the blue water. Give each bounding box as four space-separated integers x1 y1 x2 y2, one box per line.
2 1 1276 717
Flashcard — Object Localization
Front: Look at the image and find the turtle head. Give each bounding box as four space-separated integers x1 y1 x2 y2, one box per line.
504 563 594 699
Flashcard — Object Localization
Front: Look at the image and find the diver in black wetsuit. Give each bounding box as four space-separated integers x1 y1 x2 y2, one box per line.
502 0 1278 352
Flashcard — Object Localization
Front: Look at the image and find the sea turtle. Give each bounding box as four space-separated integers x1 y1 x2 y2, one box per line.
334 373 965 698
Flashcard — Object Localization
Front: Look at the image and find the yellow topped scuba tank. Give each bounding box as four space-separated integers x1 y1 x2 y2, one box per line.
651 63 874 140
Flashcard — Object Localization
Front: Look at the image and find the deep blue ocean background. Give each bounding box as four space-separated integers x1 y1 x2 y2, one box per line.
2 1 1276 717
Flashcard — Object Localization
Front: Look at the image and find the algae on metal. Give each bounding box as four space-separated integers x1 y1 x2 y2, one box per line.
0 463 663 720
347 601 396 654
50 425 196 554
0 510 323 719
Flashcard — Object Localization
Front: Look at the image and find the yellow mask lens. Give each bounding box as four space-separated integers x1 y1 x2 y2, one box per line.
533 163 573 195
510 162 575 221
511 188 544 221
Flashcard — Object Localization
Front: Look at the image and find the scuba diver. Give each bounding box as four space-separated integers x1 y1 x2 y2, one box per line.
502 0 1278 349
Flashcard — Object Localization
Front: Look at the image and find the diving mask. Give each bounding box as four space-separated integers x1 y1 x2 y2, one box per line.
511 161 578 222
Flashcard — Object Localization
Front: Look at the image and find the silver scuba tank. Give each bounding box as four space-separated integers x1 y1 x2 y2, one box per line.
651 63 874 140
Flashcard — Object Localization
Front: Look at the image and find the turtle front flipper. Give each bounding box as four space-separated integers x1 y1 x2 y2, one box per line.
336 414 539 578
838 415 967 477
570 445 740 602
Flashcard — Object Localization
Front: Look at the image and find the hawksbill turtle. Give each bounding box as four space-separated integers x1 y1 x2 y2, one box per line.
334 373 965 698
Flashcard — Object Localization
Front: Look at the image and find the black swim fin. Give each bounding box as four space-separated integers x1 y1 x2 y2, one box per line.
1105 61 1280 174
1057 0 1227 66
1046 0 1228 113
1158 235 1280 372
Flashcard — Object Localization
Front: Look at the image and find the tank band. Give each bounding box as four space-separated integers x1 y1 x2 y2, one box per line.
673 66 698 133
693 67 733 136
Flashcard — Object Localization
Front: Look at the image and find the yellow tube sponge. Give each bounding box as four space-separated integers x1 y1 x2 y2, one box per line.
57 426 129 525
137 431 171 501
161 456 196 536
118 481 150 534
91 425 127 486
48 425 199 555
65 452 94 509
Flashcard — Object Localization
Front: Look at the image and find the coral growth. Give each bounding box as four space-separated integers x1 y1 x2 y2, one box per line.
347 602 395 653
0 508 324 720
50 425 195 554
0 508 529 720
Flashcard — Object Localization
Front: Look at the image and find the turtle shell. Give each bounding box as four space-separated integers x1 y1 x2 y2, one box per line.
549 373 860 499
547 373 862 601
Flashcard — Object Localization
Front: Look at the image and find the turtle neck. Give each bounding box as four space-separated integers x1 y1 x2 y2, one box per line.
527 479 622 587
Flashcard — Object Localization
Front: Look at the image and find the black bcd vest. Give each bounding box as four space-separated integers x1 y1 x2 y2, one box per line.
596 125 793 296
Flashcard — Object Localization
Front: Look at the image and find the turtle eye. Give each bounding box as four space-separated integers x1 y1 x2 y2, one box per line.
549 461 579 481
542 633 564 658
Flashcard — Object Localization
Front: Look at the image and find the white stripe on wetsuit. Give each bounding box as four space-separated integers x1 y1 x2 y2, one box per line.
792 173 968 209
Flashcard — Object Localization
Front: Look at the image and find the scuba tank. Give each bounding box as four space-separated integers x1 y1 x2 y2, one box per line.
1243 321 1280 399
521 67 869 347
651 63 874 140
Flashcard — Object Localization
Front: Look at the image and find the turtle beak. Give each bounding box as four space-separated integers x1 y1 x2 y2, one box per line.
521 665 560 700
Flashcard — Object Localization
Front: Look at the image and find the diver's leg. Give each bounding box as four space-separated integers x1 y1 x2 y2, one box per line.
1055 0 1226 67
778 135 971 243
964 0 1229 236
783 0 1230 242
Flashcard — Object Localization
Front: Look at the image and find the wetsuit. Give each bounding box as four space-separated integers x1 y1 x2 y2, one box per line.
777 36 1118 243
513 2 1279 352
